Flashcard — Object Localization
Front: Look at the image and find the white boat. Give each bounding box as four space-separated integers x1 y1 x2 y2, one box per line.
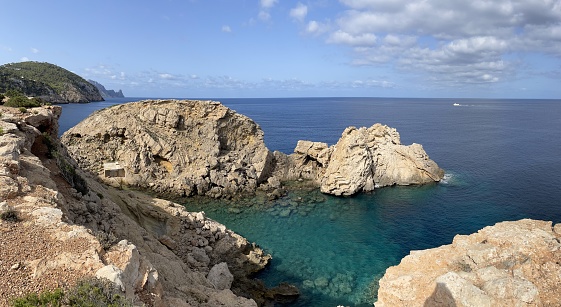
453 103 461 106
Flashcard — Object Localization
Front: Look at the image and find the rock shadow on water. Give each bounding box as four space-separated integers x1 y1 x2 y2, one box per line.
423 282 457 307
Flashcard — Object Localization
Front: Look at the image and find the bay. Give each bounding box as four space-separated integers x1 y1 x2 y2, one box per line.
59 97 561 306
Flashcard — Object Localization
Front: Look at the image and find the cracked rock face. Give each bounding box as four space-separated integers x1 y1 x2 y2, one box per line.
376 219 561 307
287 124 444 196
62 100 274 198
62 100 443 198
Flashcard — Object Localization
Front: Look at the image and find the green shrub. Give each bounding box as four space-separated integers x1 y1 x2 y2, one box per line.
64 277 131 307
5 89 22 97
4 95 40 108
0 126 4 135
12 278 132 307
12 288 64 307
1 209 20 223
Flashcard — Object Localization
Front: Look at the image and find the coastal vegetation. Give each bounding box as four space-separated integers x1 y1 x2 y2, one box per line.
0 89 45 108
12 278 131 307
0 61 103 103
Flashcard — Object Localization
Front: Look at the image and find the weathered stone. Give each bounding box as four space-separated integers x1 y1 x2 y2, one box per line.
62 100 274 198
376 219 561 307
207 262 234 290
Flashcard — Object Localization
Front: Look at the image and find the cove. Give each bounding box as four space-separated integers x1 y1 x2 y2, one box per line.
182 173 494 306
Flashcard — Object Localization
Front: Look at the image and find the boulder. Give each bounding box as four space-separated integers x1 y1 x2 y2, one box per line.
376 219 561 307
207 262 234 290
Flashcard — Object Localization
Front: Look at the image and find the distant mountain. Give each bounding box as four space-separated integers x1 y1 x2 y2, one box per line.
88 80 125 98
0 61 104 103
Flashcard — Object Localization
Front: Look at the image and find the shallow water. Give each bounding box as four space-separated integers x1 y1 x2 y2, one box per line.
60 97 561 306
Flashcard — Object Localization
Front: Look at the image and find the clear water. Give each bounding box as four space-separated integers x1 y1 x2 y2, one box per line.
59 97 561 306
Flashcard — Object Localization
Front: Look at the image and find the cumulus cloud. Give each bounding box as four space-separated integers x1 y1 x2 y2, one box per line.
319 0 561 87
306 20 330 35
260 0 278 9
20 57 29 61
221 25 232 33
31 48 39 54
258 0 278 21
328 30 377 46
290 3 308 22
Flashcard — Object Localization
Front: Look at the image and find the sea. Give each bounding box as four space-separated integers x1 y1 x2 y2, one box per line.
59 97 561 306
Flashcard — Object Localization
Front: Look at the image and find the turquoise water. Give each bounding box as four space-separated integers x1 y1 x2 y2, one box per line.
60 97 561 306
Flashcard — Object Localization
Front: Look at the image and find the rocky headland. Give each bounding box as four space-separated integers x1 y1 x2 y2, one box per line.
61 99 444 199
0 62 104 103
376 219 561 306
0 105 289 306
88 79 125 98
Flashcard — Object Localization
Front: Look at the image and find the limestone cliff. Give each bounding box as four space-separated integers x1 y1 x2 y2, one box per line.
376 219 561 307
61 99 443 198
0 105 275 306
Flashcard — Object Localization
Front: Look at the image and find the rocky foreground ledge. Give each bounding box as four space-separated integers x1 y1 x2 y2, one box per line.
0 105 292 306
376 219 561 306
61 99 444 198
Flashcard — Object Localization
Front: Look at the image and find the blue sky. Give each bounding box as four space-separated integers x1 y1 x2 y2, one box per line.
2 0 561 98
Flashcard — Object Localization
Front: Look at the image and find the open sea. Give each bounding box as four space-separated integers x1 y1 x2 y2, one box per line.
59 97 561 306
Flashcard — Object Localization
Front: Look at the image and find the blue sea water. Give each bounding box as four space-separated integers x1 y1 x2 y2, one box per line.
59 97 561 306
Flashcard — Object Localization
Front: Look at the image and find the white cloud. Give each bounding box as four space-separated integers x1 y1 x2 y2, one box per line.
260 0 278 9
315 0 561 87
290 3 308 22
31 48 39 54
159 73 176 80
222 25 232 33
258 10 271 21
20 57 29 61
328 30 377 46
306 20 330 35
258 0 278 22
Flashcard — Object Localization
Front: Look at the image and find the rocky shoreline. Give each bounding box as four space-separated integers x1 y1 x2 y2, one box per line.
3 101 557 306
0 105 291 306
376 219 561 306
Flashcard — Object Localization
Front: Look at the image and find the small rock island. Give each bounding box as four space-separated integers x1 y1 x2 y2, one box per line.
61 99 444 199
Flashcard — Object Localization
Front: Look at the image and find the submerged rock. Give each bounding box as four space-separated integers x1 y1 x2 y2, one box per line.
376 219 561 307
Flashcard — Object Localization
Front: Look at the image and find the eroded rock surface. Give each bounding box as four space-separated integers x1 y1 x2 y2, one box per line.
0 105 270 306
284 124 444 196
62 99 274 198
62 100 443 198
376 219 561 307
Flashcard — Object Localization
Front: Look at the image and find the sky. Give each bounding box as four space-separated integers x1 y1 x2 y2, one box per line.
1 0 561 99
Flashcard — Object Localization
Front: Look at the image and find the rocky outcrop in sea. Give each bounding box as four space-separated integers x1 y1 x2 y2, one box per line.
88 79 125 98
0 105 285 306
61 99 444 198
376 219 561 306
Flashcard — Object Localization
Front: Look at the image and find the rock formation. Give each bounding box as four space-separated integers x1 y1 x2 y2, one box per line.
88 79 125 98
376 219 561 307
0 61 104 103
61 99 443 198
62 99 274 199
0 105 277 306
